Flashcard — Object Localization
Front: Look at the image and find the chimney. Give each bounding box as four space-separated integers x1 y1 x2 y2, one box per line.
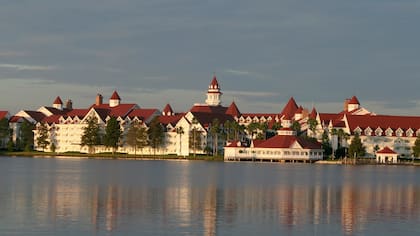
65 99 73 110
96 94 103 106
344 99 350 112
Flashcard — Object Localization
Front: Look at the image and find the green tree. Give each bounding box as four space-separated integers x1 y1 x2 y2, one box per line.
176 126 185 155
271 122 282 131
81 116 101 154
0 118 10 148
412 136 420 157
348 133 366 158
291 121 301 135
125 121 148 156
148 117 164 155
210 118 221 156
232 122 245 141
246 122 260 140
224 120 233 141
307 118 318 137
321 130 332 158
20 120 35 151
103 117 122 155
50 142 56 153
36 122 50 151
189 127 202 157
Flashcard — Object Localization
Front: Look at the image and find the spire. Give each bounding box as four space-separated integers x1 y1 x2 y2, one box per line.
226 101 241 117
209 74 219 89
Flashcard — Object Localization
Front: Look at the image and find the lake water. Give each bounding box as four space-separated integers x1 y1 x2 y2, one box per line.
0 157 419 235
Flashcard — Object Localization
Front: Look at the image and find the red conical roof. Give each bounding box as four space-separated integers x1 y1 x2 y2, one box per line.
110 90 121 100
210 74 219 88
163 103 174 115
226 101 241 117
53 96 63 105
348 96 360 105
280 97 299 119
309 107 318 119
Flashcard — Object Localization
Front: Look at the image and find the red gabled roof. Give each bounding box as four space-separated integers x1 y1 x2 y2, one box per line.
225 101 241 117
280 97 299 119
346 114 420 135
256 135 322 149
42 107 69 115
90 103 137 118
162 104 174 115
53 96 63 105
42 115 61 124
319 113 344 124
110 90 121 100
241 113 278 118
348 96 360 105
377 146 397 154
0 111 9 120
190 105 228 114
127 108 159 122
296 106 303 114
9 116 26 123
65 109 89 118
158 114 184 126
24 111 46 122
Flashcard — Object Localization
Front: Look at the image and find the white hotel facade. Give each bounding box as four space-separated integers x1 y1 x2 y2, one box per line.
1 75 420 162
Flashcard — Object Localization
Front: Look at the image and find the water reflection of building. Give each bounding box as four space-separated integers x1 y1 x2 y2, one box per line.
5 163 420 235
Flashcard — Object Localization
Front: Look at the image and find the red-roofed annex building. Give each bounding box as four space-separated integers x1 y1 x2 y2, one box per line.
224 128 323 162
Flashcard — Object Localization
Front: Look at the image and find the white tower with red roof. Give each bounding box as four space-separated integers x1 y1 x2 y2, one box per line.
205 74 222 106
109 91 121 107
53 96 63 110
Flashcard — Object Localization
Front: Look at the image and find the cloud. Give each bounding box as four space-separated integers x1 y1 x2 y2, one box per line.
0 64 56 71
224 90 278 98
224 69 251 76
0 51 25 57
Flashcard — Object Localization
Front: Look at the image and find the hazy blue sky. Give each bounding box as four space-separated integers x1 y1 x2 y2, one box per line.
1 0 420 115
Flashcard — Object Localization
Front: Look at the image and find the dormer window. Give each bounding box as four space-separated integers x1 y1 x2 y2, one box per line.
406 128 414 137
364 127 372 136
354 127 362 135
375 128 383 136
395 128 403 137
385 128 393 137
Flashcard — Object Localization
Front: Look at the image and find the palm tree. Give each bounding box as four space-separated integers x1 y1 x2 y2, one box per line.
176 126 184 156
210 118 221 156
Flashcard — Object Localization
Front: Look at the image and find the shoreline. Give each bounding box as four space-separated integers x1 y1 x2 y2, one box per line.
0 151 224 161
1 152 419 165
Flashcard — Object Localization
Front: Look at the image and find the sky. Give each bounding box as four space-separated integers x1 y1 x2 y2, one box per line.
1 0 420 115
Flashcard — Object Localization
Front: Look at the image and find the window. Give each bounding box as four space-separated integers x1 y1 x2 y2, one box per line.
375 128 383 136
385 128 393 137
364 127 372 136
406 129 414 137
396 128 403 137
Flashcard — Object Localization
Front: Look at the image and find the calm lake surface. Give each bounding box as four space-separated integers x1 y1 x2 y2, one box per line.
0 156 419 236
